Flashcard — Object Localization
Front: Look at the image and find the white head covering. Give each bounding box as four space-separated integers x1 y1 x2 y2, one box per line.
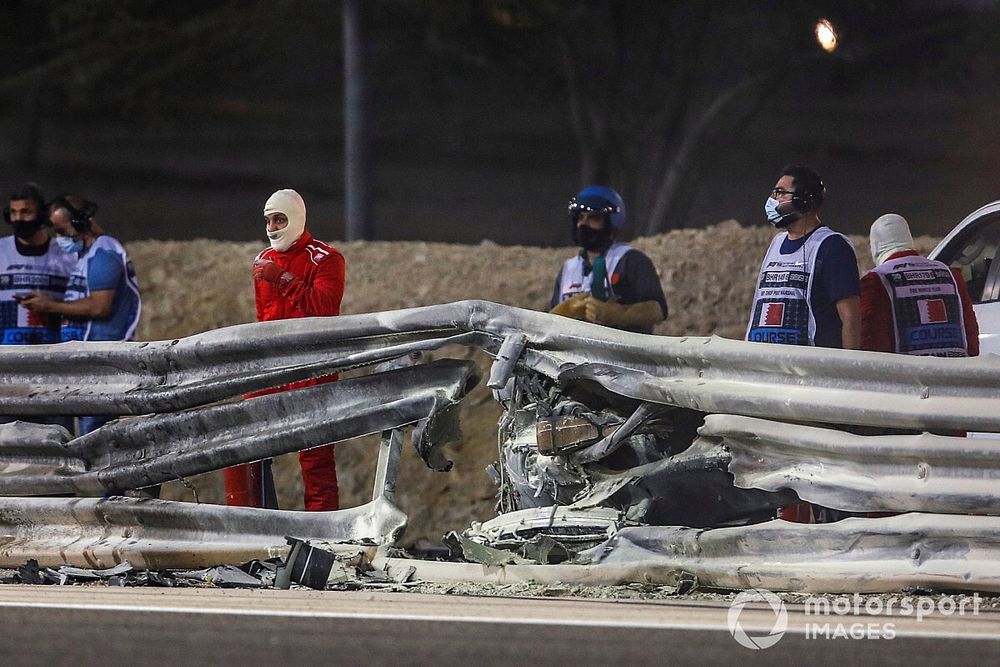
264 189 306 252
869 213 914 265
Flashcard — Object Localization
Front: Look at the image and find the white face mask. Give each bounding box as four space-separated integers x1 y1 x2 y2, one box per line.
764 196 797 228
55 235 83 254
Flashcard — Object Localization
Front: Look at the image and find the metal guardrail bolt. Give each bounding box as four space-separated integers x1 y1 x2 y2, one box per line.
916 462 929 480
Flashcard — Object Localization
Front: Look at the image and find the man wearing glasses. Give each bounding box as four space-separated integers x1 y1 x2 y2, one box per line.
747 165 861 524
19 195 142 437
549 185 667 334
746 165 861 350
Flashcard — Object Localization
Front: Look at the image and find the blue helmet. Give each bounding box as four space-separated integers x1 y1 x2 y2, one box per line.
568 185 626 230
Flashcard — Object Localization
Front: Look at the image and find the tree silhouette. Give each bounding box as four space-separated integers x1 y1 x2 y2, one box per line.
397 0 978 234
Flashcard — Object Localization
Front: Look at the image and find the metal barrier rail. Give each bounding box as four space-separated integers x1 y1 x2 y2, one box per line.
0 322 482 415
0 495 404 569
699 414 1000 514
580 514 1000 593
3 301 1000 591
0 360 478 496
3 300 998 430
375 514 1000 593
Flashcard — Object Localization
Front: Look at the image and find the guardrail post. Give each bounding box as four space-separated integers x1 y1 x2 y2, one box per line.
372 428 403 503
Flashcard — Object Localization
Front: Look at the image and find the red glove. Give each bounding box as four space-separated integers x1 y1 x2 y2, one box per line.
253 260 292 285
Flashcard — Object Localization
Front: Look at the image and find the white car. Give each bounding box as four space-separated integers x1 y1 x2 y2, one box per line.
929 200 1000 356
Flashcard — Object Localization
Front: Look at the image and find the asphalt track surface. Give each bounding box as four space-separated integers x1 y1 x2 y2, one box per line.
1 587 999 666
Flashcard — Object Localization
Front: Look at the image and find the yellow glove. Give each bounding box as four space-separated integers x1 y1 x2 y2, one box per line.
549 292 588 319
584 296 626 326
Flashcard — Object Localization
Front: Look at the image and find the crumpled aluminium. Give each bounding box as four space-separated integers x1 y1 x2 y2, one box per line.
0 360 479 496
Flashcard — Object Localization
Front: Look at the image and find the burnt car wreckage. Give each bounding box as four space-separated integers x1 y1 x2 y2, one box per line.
2 300 1000 593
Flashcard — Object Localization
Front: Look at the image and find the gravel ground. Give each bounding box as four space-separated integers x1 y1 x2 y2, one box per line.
399 582 1000 610
4 565 998 612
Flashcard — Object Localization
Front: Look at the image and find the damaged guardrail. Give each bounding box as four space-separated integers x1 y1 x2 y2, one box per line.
0 360 477 496
698 414 1000 515
578 513 1000 594
0 495 404 569
2 300 1000 591
3 300 1000 431
375 513 1000 594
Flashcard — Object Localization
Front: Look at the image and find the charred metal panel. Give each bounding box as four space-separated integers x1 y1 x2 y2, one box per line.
566 441 794 526
536 415 601 455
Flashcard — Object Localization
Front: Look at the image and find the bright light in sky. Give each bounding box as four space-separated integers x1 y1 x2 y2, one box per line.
815 18 838 52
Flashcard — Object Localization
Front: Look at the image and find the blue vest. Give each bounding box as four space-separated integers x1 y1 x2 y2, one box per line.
62 235 141 342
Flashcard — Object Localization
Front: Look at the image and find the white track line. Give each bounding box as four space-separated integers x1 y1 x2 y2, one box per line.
0 600 999 640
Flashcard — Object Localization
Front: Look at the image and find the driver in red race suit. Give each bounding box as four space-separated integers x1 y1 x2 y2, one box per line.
223 189 346 511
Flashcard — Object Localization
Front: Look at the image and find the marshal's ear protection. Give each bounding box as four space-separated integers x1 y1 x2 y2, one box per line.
790 192 814 213
69 205 94 233
51 195 98 233
791 181 825 213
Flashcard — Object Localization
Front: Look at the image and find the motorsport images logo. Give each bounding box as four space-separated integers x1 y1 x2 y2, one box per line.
728 588 982 648
727 589 788 650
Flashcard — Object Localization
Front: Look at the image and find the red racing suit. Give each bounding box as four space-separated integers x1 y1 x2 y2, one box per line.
223 230 346 511
861 250 979 357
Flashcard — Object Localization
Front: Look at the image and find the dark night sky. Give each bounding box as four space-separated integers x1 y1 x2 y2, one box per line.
0 1 996 245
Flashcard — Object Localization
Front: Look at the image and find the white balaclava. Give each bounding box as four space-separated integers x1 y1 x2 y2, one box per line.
264 189 306 252
869 213 914 265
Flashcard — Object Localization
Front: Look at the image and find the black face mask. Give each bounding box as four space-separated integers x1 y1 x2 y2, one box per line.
11 219 44 239
574 225 613 253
